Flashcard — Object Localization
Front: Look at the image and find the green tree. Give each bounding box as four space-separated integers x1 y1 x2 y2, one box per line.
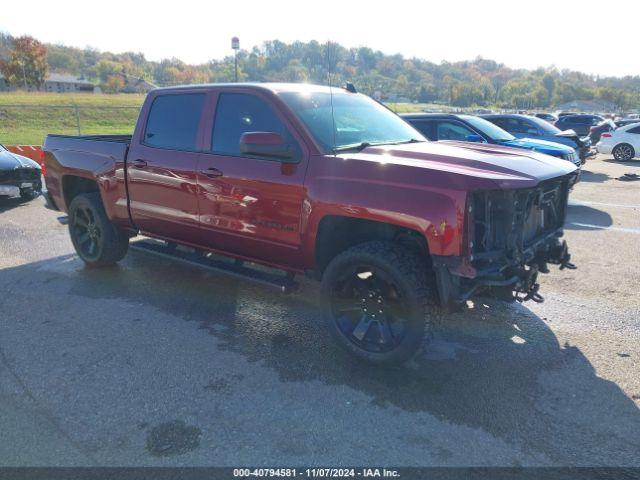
0 35 48 89
542 73 556 106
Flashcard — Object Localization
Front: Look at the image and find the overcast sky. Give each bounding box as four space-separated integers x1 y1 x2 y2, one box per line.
1 0 637 77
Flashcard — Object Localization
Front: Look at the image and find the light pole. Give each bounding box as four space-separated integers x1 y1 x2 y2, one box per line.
231 37 240 82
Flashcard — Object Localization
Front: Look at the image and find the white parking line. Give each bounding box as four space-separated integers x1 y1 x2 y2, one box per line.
570 199 640 209
570 222 640 234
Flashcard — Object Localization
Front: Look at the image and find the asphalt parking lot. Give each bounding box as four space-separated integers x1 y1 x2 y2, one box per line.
1 154 639 467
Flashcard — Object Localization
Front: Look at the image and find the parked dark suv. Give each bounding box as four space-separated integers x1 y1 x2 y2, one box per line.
555 115 604 136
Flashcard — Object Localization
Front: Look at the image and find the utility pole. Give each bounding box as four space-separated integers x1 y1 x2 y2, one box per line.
231 37 240 82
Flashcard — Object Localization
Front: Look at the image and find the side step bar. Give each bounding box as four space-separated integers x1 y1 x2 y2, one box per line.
130 239 299 294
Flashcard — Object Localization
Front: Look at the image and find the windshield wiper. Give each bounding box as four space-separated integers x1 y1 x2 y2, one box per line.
334 138 424 153
334 142 375 153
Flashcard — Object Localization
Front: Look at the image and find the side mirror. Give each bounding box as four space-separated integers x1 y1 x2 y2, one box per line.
466 134 485 143
239 132 298 162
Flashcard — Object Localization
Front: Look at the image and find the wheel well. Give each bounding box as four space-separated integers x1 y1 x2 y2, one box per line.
62 175 99 209
315 216 430 275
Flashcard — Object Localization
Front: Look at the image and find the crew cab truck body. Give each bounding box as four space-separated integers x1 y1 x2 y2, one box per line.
43 83 578 364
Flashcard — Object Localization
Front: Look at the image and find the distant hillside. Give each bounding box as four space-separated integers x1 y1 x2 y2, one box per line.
1 33 639 109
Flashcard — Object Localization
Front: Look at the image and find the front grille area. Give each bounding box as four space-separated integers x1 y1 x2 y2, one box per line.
0 167 40 183
470 174 575 269
562 151 580 166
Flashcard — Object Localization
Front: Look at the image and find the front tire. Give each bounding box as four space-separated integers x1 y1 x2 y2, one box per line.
613 143 635 161
68 193 129 267
321 241 438 365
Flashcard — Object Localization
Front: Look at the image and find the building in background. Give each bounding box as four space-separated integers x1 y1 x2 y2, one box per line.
44 74 95 93
117 73 156 93
557 99 617 113
0 72 95 93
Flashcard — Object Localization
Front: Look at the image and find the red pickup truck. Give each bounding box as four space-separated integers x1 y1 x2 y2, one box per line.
43 83 578 364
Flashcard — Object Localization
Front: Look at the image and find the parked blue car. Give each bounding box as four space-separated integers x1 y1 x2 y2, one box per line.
401 113 581 167
481 114 593 164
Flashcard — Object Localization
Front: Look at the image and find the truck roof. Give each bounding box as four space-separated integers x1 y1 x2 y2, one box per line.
151 82 341 95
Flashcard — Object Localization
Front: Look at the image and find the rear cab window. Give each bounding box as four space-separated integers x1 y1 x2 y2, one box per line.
144 94 206 151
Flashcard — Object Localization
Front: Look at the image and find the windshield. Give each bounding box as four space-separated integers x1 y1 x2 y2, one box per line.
527 116 562 135
459 115 515 142
279 91 425 152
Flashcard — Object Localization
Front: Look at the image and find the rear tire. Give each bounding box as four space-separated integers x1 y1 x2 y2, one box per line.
613 143 635 161
321 241 438 365
68 193 129 267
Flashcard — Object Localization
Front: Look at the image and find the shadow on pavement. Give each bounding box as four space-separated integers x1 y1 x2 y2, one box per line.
1 246 636 466
601 158 640 168
565 204 613 230
577 170 609 183
0 196 33 214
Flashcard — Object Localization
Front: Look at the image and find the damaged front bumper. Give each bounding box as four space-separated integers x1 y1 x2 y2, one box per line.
433 173 578 309
433 233 575 309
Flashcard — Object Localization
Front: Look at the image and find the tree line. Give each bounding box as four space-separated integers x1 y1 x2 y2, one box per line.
1 33 639 109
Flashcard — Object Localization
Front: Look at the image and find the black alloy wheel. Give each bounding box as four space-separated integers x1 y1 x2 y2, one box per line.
330 266 410 354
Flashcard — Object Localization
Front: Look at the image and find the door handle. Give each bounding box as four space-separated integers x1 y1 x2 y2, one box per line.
132 159 147 169
201 167 223 178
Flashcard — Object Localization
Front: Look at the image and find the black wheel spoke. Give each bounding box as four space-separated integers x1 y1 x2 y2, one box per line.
377 320 394 345
77 232 90 245
351 314 373 341
333 297 362 313
75 217 88 228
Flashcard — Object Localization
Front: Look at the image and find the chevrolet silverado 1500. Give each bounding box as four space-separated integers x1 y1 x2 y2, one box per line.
43 83 578 364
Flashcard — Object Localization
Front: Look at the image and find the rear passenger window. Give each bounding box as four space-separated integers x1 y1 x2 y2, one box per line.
436 121 476 141
212 93 288 156
411 121 437 141
144 94 205 150
628 126 640 134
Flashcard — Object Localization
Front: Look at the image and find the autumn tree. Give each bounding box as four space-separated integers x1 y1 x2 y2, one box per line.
0 35 48 89
102 74 125 93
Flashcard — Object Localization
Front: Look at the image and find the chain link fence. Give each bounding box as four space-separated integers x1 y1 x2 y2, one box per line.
0 105 141 145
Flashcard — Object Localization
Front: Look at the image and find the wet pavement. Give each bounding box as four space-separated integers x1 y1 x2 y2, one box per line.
1 154 639 466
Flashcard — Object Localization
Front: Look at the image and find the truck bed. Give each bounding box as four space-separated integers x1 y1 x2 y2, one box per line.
44 134 132 162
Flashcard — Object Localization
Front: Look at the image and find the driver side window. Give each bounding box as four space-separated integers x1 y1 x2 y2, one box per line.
211 93 290 156
436 121 476 141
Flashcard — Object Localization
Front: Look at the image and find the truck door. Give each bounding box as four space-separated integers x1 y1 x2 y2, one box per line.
126 92 206 244
196 90 308 268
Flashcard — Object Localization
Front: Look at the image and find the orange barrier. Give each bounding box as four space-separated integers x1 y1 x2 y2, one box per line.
5 145 46 174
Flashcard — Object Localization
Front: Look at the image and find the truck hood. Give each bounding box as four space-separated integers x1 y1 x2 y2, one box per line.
0 150 41 171
342 141 577 190
498 137 573 155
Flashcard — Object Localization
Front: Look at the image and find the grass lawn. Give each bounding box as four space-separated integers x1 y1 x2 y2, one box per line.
0 92 460 145
0 92 145 145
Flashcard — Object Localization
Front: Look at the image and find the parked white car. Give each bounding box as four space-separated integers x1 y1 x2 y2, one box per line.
596 122 640 161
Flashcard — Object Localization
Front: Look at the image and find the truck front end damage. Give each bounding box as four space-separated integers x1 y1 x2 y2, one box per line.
433 172 578 308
